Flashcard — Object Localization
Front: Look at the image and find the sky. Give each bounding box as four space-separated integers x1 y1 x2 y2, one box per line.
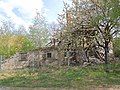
0 0 71 28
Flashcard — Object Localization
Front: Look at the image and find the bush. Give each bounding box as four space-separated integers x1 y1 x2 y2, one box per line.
113 37 120 58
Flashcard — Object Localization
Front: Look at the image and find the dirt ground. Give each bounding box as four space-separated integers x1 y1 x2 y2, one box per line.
0 87 120 90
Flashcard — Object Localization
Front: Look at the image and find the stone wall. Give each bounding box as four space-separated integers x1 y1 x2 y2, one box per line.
1 53 29 70
1 47 60 70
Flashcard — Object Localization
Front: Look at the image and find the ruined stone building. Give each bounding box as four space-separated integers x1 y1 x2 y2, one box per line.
1 35 114 70
1 45 87 70
1 24 115 70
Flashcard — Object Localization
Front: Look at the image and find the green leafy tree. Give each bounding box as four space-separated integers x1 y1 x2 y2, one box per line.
0 20 15 57
0 20 34 58
89 0 120 65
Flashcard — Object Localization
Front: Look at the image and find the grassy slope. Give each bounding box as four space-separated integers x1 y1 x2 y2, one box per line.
0 63 120 89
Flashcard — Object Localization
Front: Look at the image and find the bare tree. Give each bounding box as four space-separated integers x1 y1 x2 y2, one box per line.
29 11 49 48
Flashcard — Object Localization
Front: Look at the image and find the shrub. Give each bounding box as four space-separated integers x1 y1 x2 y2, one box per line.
113 37 120 58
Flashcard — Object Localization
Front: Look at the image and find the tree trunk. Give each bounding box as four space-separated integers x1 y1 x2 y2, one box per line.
104 41 109 64
104 40 109 72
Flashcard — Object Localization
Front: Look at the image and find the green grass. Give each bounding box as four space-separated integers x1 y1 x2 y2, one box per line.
0 63 120 89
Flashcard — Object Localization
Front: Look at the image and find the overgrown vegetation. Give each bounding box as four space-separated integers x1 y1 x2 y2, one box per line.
0 63 120 88
57 0 120 66
0 12 49 58
113 37 120 58
0 0 119 88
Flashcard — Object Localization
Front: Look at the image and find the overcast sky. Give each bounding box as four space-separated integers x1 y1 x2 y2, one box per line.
0 0 71 28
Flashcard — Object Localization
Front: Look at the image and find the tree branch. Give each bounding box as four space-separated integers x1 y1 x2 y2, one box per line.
95 37 105 48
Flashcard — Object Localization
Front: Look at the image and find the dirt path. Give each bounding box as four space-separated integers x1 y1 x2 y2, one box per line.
0 87 120 90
